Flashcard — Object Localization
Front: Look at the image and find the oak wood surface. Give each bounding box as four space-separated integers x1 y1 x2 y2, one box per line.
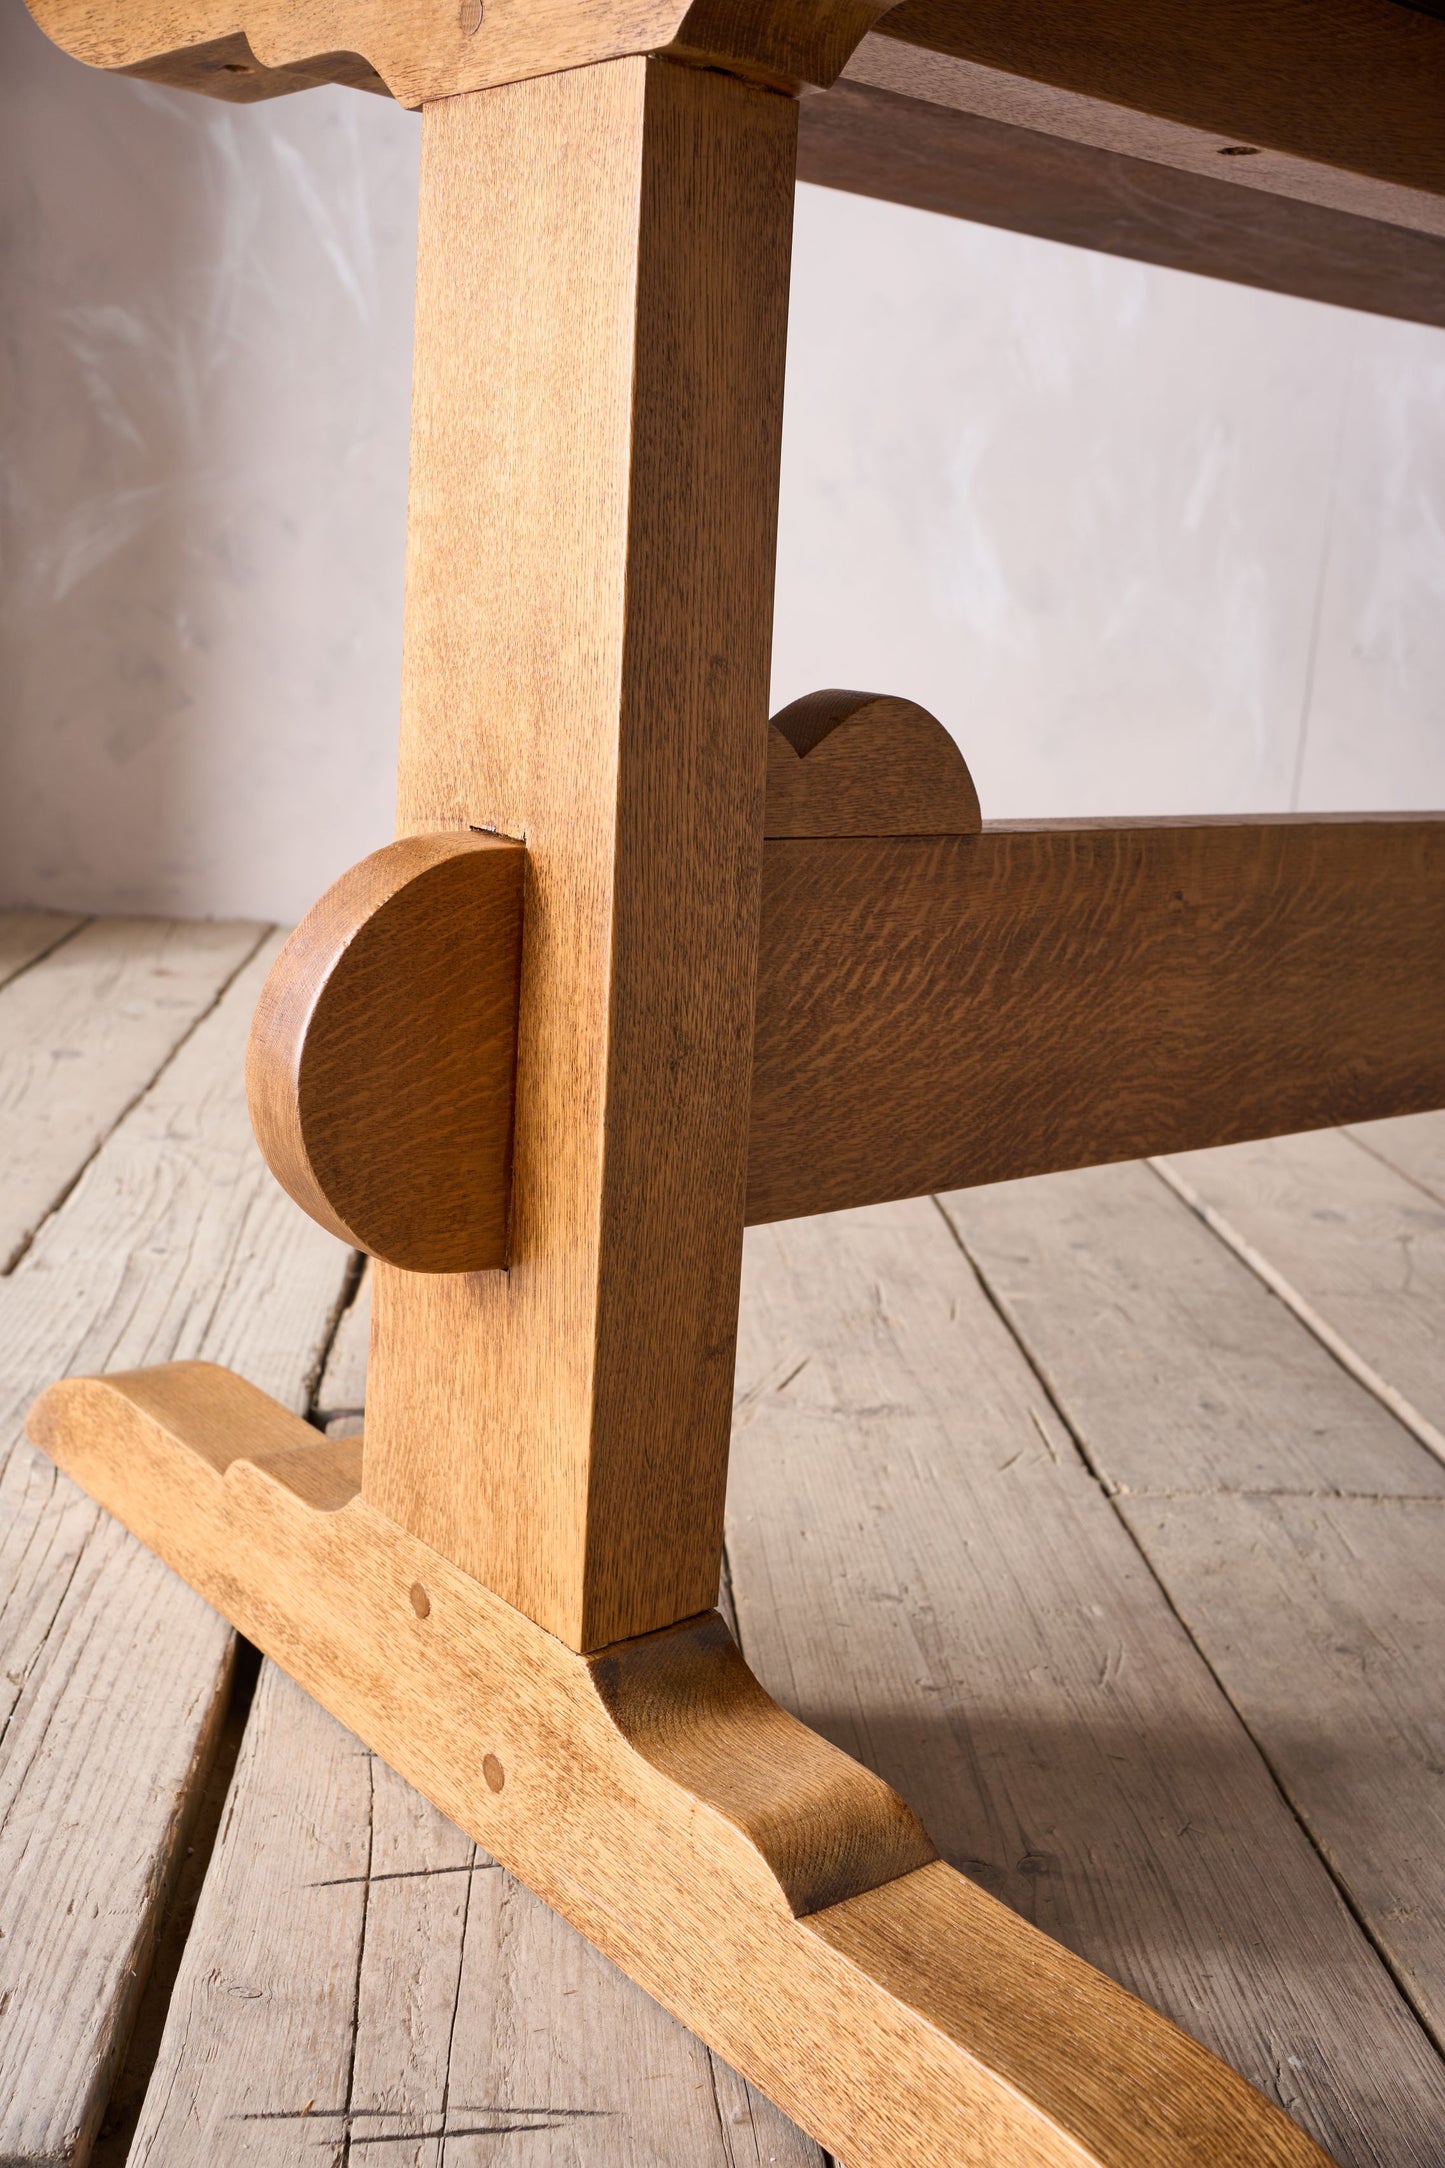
28 1359 1335 2168
252 814 1445 1266
128 1660 827 2166
854 0 1445 237
26 0 1445 249
798 80 1445 333
728 1199 1445 2164
748 816 1445 1225
765 689 980 839
23 0 896 106
246 832 524 1274
938 1158 1445 1499
0 934 356 2168
364 58 796 1652
0 915 262 1272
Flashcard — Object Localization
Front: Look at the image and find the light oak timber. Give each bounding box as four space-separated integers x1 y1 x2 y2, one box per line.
797 81 1445 334
246 832 524 1274
363 60 795 1652
28 1362 1334 2168
0 935 356 2168
22 0 898 106
851 0 1445 240
248 812 1445 1269
26 0 1445 250
765 689 980 839
248 698 977 1280
747 815 1445 1225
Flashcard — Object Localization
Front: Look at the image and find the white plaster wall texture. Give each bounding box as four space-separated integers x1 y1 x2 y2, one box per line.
2 0 1443 920
0 0 417 921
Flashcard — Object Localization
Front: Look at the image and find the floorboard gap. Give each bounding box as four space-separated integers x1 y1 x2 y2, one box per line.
0 913 90 996
931 1189 1445 2077
90 1638 264 2167
1146 1155 1445 1470
1 924 275 1278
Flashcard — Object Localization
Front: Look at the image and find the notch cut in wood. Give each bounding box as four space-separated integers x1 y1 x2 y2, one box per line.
241 693 979 1274
27 1362 1333 2168
765 688 981 837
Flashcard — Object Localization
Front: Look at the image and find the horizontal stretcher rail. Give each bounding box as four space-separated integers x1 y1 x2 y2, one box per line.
747 812 1445 1223
248 801 1445 1271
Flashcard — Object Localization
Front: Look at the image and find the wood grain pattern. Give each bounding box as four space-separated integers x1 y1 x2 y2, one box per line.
0 935 356 2168
27 1360 1335 2168
22 0 896 107
728 1199 1445 2164
855 0 1445 237
264 817 1445 1263
937 1158 1445 1499
1162 1126 1445 1441
748 816 1445 1225
128 1659 826 2165
1122 1493 1445 2058
0 908 85 993
798 79 1445 332
1348 1107 1445 1207
246 832 524 1273
765 689 980 838
0 915 263 1272
363 59 795 1651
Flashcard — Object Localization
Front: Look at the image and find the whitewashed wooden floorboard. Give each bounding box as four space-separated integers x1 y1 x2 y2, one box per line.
0 910 86 994
1347 1107 1445 1211
314 1264 370 1439
129 1261 819 2164
1162 1127 1445 1442
726 1200 1445 2167
0 933 356 2167
1121 1492 1445 2059
936 1160 1445 1498
941 1143 1445 2118
130 1664 825 2168
0 915 263 1271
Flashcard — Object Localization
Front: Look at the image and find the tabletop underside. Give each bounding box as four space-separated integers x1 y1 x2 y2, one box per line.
26 0 1445 327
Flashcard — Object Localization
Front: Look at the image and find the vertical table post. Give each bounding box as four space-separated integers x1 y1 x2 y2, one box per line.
362 56 798 1650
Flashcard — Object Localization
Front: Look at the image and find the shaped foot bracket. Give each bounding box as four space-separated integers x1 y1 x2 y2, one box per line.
30 1363 1334 2168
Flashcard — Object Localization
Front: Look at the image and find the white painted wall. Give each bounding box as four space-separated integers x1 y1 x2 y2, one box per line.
3 0 1444 920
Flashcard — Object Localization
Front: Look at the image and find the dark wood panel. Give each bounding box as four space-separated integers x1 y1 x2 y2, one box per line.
875 0 1445 212
746 818 1445 1224
798 82 1445 330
